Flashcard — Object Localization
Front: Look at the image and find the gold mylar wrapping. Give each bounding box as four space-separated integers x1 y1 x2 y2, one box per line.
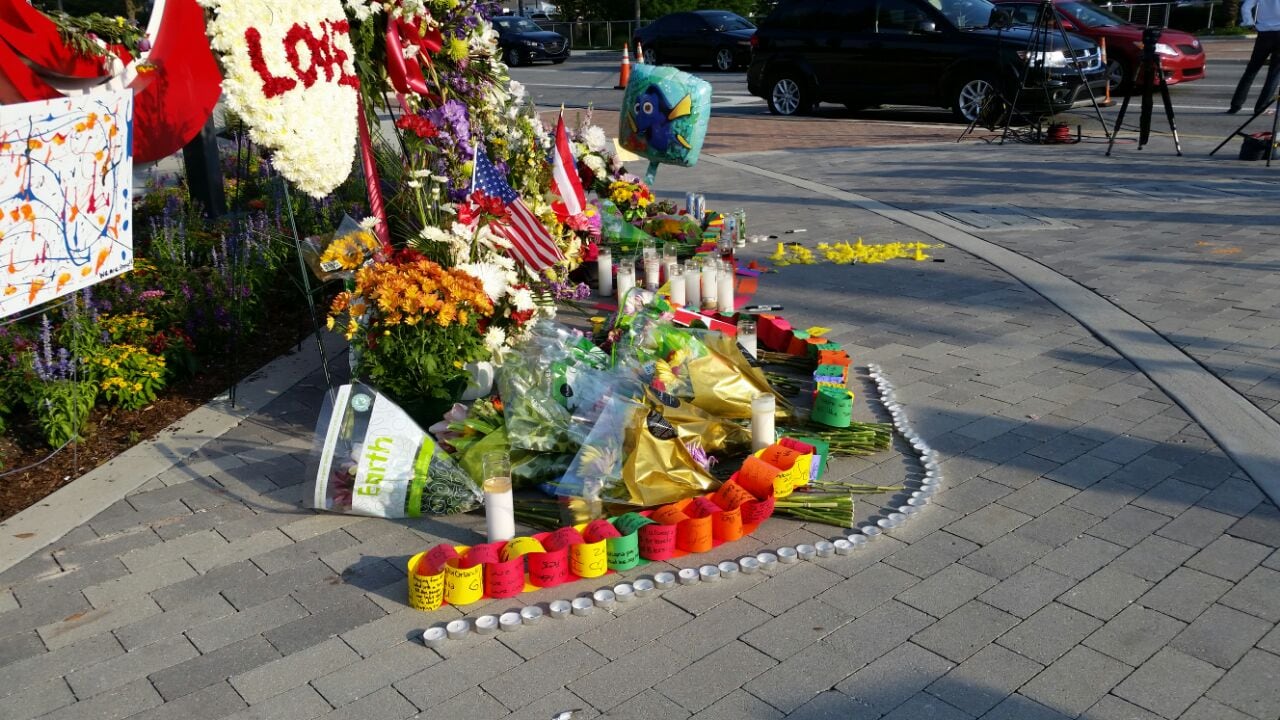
644 387 752 455
681 332 788 419
612 404 721 507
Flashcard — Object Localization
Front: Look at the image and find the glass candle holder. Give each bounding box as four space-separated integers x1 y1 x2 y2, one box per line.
737 320 758 359
670 264 686 306
596 248 612 298
751 393 776 451
482 451 514 542
616 262 636 303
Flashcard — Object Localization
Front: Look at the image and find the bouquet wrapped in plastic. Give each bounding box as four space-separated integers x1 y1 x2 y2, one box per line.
307 383 480 518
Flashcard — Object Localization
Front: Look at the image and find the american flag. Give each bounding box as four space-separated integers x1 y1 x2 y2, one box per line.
551 114 586 217
471 151 563 271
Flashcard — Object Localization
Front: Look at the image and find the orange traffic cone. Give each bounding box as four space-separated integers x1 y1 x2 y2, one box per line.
1101 37 1111 105
614 43 631 90
635 40 645 64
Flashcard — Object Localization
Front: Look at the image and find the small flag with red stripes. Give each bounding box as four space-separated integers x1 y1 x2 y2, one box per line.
471 151 563 272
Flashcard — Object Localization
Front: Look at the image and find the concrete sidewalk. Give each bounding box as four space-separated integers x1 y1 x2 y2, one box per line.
1 135 1278 720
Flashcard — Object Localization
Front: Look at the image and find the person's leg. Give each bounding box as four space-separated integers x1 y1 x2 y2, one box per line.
1254 32 1280 114
1231 33 1274 112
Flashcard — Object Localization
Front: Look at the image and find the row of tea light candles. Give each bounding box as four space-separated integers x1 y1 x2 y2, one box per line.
421 366 942 649
598 249 738 314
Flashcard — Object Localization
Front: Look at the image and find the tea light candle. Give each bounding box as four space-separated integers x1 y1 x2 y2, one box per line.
520 606 543 624
571 598 594 616
846 533 869 548
616 262 635 303
756 552 779 571
796 544 817 561
739 556 761 574
815 541 836 558
678 567 700 585
717 270 734 315
632 573 655 597
593 589 616 609
699 564 721 582
684 263 702 309
422 627 447 648
499 612 522 631
777 547 799 564
614 583 635 602
670 265 686 306
718 561 740 578
833 538 854 555
474 615 499 635
445 619 470 639
654 572 677 589
634 578 656 597
863 525 883 537
548 600 571 619
751 393 776 452
597 248 612 298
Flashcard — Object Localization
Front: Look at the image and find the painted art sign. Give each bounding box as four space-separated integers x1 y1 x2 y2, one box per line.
0 89 133 319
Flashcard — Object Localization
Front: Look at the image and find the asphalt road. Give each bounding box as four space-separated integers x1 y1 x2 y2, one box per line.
511 40 1276 150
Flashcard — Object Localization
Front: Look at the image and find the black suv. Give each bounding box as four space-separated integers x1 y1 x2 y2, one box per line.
747 0 1106 121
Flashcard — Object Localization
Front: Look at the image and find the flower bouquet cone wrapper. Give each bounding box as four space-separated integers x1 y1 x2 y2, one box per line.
308 383 480 519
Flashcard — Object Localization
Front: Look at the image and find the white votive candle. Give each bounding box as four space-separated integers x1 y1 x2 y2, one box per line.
751 393 776 452
701 265 718 311
717 270 734 315
483 475 515 543
684 264 702 309
670 265 686 306
644 255 661 291
616 263 635 303
597 248 612 298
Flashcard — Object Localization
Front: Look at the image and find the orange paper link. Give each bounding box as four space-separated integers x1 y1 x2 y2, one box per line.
736 457 781 499
712 506 744 542
714 479 758 509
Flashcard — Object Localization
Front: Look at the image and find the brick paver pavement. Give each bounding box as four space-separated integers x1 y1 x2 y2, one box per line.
1 130 1278 720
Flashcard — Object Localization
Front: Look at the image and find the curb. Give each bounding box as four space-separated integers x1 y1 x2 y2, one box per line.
0 335 345 574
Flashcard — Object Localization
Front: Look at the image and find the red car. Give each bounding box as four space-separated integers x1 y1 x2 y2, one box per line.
993 0 1205 89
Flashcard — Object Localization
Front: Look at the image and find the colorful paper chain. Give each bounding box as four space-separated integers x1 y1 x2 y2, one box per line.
406 438 819 611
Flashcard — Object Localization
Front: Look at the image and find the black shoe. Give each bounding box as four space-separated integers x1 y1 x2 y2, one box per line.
1227 106 1242 114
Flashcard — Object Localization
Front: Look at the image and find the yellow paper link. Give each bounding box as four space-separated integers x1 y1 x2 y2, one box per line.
804 326 832 337
501 536 546 562
570 539 609 578
443 562 484 605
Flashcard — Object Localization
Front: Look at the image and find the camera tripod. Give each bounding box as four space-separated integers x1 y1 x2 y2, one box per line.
958 0 1110 143
1106 26 1182 156
1209 89 1280 167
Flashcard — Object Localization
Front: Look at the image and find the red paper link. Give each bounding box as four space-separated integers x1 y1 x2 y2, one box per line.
741 493 776 525
459 542 502 569
759 445 801 472
583 518 621 543
528 532 572 587
638 522 678 561
542 526 584 552
781 437 816 455
483 556 525 598
419 544 457 576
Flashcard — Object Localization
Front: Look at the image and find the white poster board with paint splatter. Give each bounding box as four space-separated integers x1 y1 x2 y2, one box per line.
0 90 133 319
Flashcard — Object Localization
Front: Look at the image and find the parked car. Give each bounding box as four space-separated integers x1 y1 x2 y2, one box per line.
634 10 756 71
990 0 1205 89
493 15 570 66
746 0 1107 121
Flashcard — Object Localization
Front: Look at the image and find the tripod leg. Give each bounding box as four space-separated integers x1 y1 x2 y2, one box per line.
1269 92 1280 167
1157 72 1182 156
1106 91 1133 156
1139 63 1155 148
1210 99 1275 155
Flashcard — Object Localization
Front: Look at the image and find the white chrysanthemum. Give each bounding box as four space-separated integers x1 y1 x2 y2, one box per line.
483 326 508 356
457 262 511 302
509 80 526 105
202 0 359 198
583 126 608 153
510 287 537 313
358 216 379 231
583 154 606 176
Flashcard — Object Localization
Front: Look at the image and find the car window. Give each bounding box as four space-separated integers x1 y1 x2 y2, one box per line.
876 0 929 31
929 0 995 27
671 13 702 32
1059 1 1125 26
494 17 541 32
701 12 756 30
767 0 825 30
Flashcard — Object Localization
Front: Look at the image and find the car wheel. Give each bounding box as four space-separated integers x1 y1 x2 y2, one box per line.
767 74 811 116
504 47 523 67
1106 59 1130 92
714 47 735 71
952 76 1000 123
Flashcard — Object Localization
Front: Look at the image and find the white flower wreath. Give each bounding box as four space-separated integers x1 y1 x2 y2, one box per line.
201 0 361 198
